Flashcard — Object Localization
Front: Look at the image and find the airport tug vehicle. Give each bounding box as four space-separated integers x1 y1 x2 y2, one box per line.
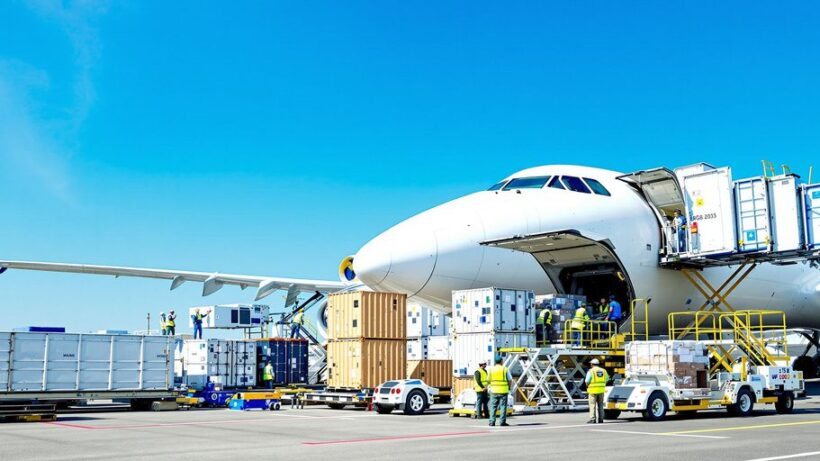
373 379 439 415
605 311 804 421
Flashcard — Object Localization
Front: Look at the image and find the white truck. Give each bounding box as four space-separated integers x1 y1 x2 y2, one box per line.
604 341 804 421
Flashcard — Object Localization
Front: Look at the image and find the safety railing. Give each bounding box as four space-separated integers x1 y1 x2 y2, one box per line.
668 309 790 372
623 298 650 343
562 319 617 349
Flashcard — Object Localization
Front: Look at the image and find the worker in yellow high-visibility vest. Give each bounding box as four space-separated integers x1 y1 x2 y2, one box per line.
487 356 511 427
570 305 589 346
290 308 305 338
585 358 609 424
473 361 490 419
262 361 275 389
166 310 176 336
537 308 553 344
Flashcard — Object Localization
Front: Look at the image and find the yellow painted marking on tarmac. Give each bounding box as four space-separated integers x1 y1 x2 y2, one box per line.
664 419 820 435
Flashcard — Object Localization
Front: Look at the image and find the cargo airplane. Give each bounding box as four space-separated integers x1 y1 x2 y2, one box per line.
2 165 819 371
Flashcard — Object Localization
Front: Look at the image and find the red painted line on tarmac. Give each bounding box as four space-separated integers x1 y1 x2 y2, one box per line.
302 430 490 446
44 421 100 430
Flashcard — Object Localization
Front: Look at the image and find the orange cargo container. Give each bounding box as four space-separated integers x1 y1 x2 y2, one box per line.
327 291 407 340
406 360 453 389
327 339 406 390
452 376 475 401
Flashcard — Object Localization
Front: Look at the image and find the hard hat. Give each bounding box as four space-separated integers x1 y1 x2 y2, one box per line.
478 361 487 366
494 355 503 364
590 359 600 365
170 309 175 313
160 311 165 315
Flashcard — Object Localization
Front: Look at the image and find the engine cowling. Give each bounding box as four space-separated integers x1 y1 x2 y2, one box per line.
338 255 357 282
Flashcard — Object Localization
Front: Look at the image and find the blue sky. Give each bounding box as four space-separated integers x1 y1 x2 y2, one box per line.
1 1 818 333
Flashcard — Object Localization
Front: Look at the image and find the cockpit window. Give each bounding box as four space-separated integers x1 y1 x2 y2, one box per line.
547 176 565 190
560 176 592 194
502 176 550 190
583 178 611 196
487 181 508 191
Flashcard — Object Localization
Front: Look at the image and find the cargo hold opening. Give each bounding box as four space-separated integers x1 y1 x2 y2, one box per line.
481 230 636 323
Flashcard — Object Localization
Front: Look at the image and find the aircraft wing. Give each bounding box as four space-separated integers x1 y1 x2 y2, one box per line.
0 260 347 302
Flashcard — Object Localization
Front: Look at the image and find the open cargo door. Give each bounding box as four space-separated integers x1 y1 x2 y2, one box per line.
481 230 635 304
617 167 685 216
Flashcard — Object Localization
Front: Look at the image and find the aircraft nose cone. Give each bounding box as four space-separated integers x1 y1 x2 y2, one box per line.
355 221 437 296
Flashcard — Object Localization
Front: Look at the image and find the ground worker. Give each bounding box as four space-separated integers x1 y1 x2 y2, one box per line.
597 298 608 319
487 355 511 427
263 361 275 389
672 209 687 253
605 295 622 323
585 358 609 424
159 312 167 336
571 304 590 346
191 308 209 339
290 308 305 338
473 361 490 419
166 310 176 336
537 308 553 344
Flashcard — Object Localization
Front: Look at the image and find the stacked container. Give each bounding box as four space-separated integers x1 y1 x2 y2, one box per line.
326 291 407 390
181 339 257 390
405 303 452 388
451 288 536 377
256 338 309 386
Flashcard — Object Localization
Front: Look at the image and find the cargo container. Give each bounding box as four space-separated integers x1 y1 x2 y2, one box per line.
806 184 820 248
188 304 269 329
767 175 803 252
452 288 535 334
681 166 736 256
452 331 536 377
0 332 175 407
452 376 474 401
181 339 256 389
327 291 407 340
256 338 309 385
734 177 771 252
407 335 451 361
326 339 406 390
406 360 452 388
406 304 449 338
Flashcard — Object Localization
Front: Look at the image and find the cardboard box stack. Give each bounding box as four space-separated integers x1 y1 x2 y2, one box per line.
325 291 407 390
626 340 709 389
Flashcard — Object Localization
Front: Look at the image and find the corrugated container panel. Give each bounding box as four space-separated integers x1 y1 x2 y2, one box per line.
452 331 535 377
426 335 452 360
1 332 174 393
682 167 736 255
734 177 771 252
452 376 474 401
327 339 406 390
406 304 450 338
182 339 257 389
406 360 452 388
451 288 535 334
327 291 407 340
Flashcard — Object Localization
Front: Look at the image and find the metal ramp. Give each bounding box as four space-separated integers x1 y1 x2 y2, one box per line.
501 346 625 414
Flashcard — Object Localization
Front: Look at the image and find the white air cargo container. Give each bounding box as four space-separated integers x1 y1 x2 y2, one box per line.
407 335 452 361
452 332 535 377
0 332 173 392
806 184 820 249
682 167 737 256
406 304 449 338
734 177 771 253
452 288 535 334
188 304 269 329
181 339 256 389
768 175 803 252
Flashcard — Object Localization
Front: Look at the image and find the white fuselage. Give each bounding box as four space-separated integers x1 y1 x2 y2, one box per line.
354 165 820 332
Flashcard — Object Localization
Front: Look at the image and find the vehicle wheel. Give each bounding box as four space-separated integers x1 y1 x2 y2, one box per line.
728 388 754 417
403 390 428 415
775 393 794 414
642 392 668 422
603 410 620 420
375 403 394 414
327 403 347 410
269 402 281 411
